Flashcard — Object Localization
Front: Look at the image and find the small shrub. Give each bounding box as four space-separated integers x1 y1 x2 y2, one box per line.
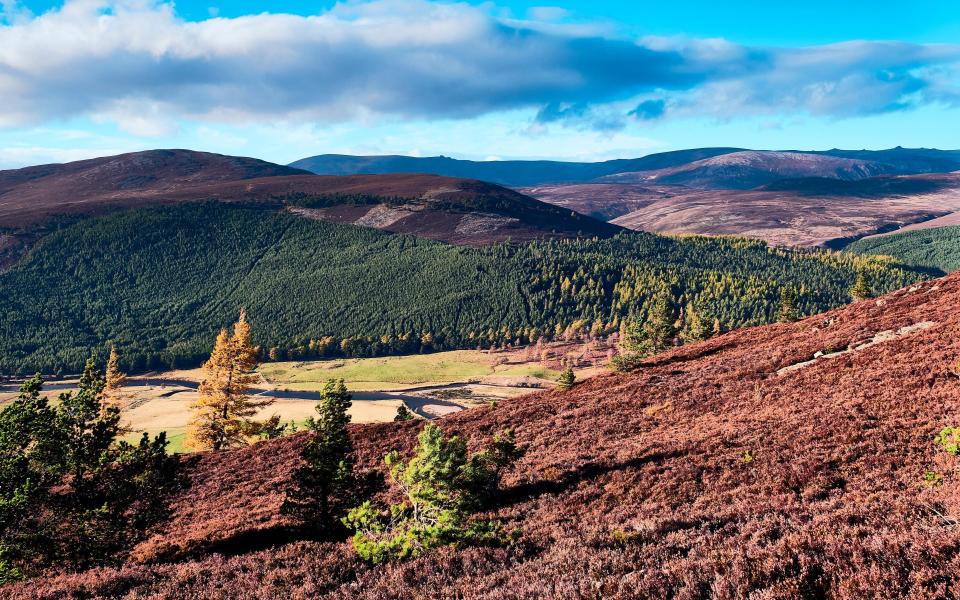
935 427 960 455
612 353 646 373
344 424 522 563
393 405 415 422
556 368 576 391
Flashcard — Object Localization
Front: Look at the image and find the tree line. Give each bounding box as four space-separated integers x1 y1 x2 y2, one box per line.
0 202 924 375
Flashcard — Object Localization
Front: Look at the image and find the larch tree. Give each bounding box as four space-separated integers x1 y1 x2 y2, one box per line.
188 310 272 451
103 345 127 408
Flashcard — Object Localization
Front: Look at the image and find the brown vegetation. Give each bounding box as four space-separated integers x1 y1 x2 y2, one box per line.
526 173 960 247
0 149 618 247
8 274 960 597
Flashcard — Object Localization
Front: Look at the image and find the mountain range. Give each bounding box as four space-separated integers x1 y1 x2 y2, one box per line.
290 147 960 187
291 147 960 247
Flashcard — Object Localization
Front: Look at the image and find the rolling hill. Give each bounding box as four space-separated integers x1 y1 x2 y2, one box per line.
291 147 960 188
294 148 960 247
0 149 309 227
597 151 902 190
0 150 617 246
9 271 960 598
524 173 960 248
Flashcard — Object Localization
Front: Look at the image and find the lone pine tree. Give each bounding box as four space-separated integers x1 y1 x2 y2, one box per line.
394 404 416 421
284 379 358 533
556 367 576 391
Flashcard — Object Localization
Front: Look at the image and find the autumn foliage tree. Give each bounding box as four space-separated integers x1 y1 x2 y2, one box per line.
188 310 273 451
103 345 127 408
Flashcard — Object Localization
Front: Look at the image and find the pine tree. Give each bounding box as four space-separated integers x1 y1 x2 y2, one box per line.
103 345 127 408
0 374 62 581
556 367 576 391
0 364 179 577
345 424 522 563
681 303 710 344
777 288 799 323
851 271 873 301
283 379 357 533
58 359 122 498
188 310 272 451
644 288 678 352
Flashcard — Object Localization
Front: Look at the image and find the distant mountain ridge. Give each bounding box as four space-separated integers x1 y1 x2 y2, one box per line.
288 148 744 186
290 147 960 188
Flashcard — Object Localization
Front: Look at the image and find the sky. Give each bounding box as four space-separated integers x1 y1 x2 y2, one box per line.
0 0 959 168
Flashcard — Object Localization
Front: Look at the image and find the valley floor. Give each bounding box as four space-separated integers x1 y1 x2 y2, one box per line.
0 339 610 453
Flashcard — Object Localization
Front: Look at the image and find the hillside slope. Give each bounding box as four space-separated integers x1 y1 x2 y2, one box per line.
11 273 960 598
599 151 900 189
816 147 960 174
0 202 917 374
0 149 309 226
0 151 616 246
526 173 960 247
847 225 960 273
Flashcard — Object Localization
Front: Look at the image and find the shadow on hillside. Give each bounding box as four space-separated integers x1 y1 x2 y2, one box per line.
179 524 327 562
497 449 687 508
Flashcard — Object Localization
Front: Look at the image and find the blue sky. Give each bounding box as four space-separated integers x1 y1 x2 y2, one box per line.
1 0 959 167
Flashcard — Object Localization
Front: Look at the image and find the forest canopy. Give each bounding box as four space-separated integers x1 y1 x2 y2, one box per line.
0 203 924 375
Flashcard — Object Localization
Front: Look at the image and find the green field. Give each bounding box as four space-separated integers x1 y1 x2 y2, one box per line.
125 429 189 455
261 350 559 391
846 226 960 274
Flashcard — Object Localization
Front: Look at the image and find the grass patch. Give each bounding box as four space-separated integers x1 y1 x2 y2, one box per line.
260 351 502 390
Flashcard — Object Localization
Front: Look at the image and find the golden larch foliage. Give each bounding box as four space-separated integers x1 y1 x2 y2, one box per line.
103 344 127 408
188 310 274 451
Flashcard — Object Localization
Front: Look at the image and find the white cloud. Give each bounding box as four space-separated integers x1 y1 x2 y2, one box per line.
0 0 957 136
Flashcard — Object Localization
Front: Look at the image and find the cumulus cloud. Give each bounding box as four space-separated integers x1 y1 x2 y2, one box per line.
0 0 958 135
